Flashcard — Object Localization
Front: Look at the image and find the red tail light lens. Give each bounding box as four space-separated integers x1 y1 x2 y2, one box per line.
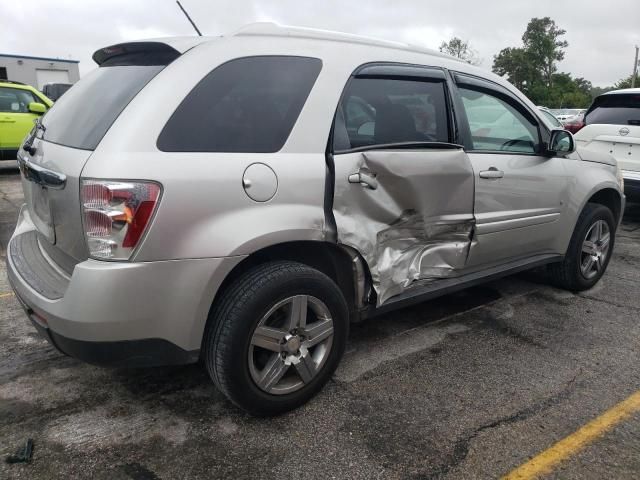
81 180 161 260
564 122 584 134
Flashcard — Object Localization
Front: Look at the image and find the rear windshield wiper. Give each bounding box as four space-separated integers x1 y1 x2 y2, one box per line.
22 119 46 155
338 141 463 154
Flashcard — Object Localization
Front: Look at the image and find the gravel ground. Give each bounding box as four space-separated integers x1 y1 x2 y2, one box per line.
1 162 639 479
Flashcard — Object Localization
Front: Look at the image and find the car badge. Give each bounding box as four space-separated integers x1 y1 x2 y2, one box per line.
619 127 630 136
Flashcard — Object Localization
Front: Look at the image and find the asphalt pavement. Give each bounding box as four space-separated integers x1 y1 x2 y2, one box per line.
1 162 639 479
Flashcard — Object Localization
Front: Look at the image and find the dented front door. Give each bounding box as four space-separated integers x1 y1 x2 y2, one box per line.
332 148 475 304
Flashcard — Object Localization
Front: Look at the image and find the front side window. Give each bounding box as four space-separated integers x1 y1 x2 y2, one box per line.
585 94 640 126
0 87 38 113
459 87 540 153
158 56 322 153
540 109 563 128
333 77 450 151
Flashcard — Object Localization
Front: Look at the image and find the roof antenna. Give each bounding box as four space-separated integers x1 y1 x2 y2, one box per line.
176 1 202 36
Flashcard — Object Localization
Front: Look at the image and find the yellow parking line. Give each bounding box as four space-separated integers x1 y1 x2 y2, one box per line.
0 292 14 298
502 390 640 480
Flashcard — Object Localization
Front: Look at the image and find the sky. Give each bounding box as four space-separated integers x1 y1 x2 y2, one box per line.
1 0 639 87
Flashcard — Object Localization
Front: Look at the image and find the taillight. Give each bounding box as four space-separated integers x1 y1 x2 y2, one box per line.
81 180 161 260
564 122 584 134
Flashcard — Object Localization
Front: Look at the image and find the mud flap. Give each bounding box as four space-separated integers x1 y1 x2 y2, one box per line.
332 149 475 304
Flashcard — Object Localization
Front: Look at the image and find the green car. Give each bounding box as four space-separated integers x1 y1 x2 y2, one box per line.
0 81 53 160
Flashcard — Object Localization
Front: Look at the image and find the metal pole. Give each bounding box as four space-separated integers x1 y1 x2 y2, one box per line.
176 1 202 36
632 45 639 88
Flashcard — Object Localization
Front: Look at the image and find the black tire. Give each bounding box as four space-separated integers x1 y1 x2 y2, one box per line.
203 261 348 416
548 203 616 291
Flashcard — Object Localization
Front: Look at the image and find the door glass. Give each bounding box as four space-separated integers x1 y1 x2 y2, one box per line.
540 109 563 128
333 77 450 151
0 87 37 113
459 87 539 153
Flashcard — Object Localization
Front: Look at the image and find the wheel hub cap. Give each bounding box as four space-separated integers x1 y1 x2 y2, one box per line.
283 334 301 354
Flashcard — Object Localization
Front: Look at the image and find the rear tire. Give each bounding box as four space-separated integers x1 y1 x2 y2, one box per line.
548 203 616 291
203 261 348 416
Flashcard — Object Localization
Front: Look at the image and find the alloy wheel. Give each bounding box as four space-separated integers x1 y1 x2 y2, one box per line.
580 219 611 280
248 295 334 395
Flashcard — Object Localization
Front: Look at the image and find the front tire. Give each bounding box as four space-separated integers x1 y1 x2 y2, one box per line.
203 261 348 416
548 203 616 291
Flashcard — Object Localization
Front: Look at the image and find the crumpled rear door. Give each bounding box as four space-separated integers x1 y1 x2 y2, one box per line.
332 148 475 304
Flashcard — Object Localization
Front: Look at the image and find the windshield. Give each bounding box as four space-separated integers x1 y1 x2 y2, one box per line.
585 94 640 126
41 65 163 150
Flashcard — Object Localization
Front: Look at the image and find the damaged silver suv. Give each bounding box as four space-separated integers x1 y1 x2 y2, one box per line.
7 24 624 415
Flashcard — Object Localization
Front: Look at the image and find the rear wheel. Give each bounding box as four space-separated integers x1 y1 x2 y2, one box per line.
548 203 615 291
203 261 348 416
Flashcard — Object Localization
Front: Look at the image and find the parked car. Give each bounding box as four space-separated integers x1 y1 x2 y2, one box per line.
563 111 586 134
42 83 73 101
575 88 640 200
0 80 52 160
551 108 583 122
7 24 625 416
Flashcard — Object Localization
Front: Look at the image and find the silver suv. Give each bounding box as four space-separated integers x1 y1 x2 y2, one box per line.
7 24 625 415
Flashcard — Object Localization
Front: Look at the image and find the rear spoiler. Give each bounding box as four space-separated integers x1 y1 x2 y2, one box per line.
92 42 181 67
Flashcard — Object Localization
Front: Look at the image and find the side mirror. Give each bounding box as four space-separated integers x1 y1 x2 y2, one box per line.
547 129 575 156
28 102 46 115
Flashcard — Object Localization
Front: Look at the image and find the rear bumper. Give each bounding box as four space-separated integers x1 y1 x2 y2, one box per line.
7 206 244 367
12 291 195 367
622 170 640 200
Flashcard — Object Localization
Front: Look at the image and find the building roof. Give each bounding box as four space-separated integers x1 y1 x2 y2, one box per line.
0 53 79 64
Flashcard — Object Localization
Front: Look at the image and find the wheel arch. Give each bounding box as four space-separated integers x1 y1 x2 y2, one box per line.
199 240 371 352
586 187 623 224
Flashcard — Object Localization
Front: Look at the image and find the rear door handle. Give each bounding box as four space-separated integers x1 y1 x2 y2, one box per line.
479 167 504 179
348 171 378 190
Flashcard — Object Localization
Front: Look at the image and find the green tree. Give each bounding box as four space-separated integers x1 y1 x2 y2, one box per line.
521 17 568 88
439 37 480 65
492 17 589 107
492 47 536 92
614 75 634 89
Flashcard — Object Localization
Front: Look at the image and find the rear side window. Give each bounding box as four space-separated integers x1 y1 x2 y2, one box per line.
333 77 450 151
42 65 164 150
157 56 322 153
0 87 38 113
585 94 640 126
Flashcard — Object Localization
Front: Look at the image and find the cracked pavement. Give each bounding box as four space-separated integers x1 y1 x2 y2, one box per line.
1 162 640 479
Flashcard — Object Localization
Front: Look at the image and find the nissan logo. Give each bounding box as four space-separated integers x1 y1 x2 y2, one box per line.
619 127 630 136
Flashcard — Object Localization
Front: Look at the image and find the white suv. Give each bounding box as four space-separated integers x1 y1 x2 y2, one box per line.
575 88 640 199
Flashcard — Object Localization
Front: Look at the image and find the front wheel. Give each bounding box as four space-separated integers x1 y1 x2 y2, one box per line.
203 261 348 416
548 203 616 291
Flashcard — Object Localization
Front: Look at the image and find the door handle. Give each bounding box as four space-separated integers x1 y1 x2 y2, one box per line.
479 167 504 179
348 171 378 190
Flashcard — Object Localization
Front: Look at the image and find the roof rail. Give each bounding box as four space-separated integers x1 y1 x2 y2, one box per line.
231 22 450 59
0 80 26 85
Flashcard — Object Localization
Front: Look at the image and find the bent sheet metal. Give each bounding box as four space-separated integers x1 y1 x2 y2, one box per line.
333 148 475 304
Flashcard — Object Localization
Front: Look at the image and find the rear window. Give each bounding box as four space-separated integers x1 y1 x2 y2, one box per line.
41 65 164 150
585 94 640 126
157 56 322 153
